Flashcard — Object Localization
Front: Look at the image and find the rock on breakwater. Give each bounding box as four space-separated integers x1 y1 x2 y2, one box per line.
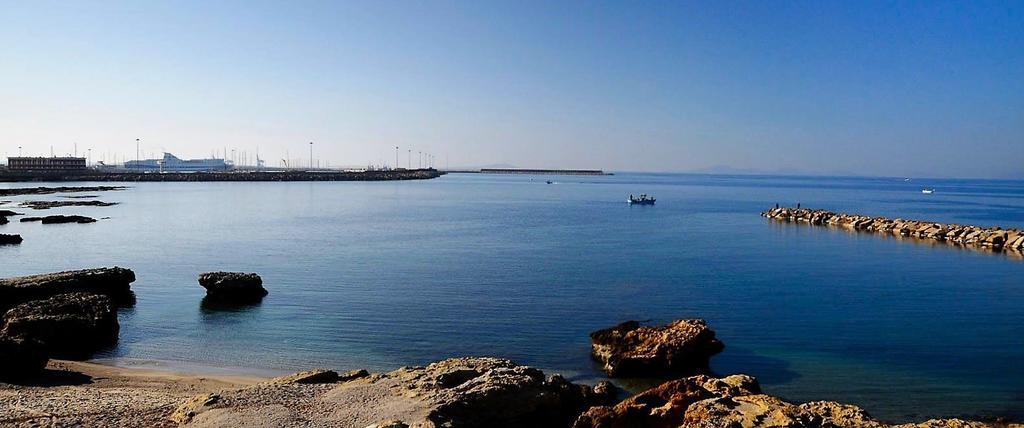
763 207 1024 255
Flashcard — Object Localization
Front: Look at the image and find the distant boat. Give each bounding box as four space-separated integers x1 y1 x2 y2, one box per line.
921 188 935 194
904 178 911 181
546 180 553 184
628 194 655 205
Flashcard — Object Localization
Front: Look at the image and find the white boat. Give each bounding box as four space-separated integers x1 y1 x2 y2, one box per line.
921 188 935 194
628 194 655 205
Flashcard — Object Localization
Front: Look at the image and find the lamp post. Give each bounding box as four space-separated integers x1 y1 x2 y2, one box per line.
395 146 399 170
407 149 411 169
135 138 140 171
309 142 313 170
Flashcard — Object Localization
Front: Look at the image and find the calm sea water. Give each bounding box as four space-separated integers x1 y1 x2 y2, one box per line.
2 173 1023 422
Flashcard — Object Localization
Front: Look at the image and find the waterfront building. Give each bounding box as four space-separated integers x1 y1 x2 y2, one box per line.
124 153 230 172
7 156 86 171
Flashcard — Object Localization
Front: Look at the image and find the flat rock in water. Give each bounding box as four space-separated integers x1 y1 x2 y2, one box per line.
0 292 119 359
19 200 118 210
20 215 97 224
590 319 725 377
198 272 267 302
0 267 136 312
0 234 22 245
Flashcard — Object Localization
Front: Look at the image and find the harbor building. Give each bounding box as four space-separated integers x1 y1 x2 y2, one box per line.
7 156 87 171
124 153 230 172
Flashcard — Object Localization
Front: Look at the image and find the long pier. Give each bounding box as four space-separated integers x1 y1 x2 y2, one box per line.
477 168 609 176
763 207 1024 255
0 169 443 182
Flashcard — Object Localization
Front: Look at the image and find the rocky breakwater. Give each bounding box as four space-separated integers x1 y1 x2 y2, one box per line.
0 234 22 245
574 373 1017 428
172 356 617 427
763 207 1024 255
591 319 725 377
198 272 268 304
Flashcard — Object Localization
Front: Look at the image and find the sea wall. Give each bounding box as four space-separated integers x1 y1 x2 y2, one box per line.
0 169 443 182
762 207 1024 255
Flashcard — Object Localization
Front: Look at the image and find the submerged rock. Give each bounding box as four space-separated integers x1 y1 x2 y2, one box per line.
0 267 136 312
0 234 22 245
20 215 97 224
590 319 725 377
0 292 119 359
0 337 48 381
18 200 117 210
198 272 267 303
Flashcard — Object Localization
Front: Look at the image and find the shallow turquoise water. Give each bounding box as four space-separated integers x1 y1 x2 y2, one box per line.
2 173 1022 421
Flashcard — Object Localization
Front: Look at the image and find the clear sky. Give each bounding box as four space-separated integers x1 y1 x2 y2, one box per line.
2 1 1021 177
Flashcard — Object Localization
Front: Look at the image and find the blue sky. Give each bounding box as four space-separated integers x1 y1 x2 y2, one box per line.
1 1 1021 177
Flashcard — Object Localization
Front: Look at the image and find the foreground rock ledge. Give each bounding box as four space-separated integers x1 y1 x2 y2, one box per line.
173 357 617 427
574 373 1019 428
198 272 268 303
591 319 725 377
763 207 1024 254
0 267 136 312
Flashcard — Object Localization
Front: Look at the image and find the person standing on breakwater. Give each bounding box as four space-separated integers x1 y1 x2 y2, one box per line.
797 203 801 209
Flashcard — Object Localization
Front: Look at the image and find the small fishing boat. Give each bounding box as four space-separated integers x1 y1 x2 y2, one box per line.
628 194 655 205
921 188 935 194
546 180 553 184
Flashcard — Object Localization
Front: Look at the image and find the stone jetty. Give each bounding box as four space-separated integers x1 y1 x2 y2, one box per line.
763 207 1024 255
0 234 22 245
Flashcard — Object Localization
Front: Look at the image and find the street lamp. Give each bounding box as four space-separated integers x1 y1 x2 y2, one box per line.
309 142 313 170
395 146 399 169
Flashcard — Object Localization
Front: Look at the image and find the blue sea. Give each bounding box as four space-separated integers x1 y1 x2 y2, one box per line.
2 173 1022 422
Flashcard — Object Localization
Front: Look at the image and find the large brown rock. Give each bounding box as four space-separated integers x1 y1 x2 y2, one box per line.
575 374 1013 428
0 267 136 312
573 374 759 428
0 292 119 359
590 319 725 377
198 272 267 303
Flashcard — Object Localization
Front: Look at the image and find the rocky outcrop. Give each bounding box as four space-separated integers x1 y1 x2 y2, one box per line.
198 272 267 303
0 267 136 312
173 357 617 427
19 200 118 210
0 186 126 196
575 374 1014 428
20 214 97 224
0 337 48 381
0 292 119 359
0 210 20 225
590 319 725 377
408 357 618 427
763 207 1024 255
0 234 22 245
